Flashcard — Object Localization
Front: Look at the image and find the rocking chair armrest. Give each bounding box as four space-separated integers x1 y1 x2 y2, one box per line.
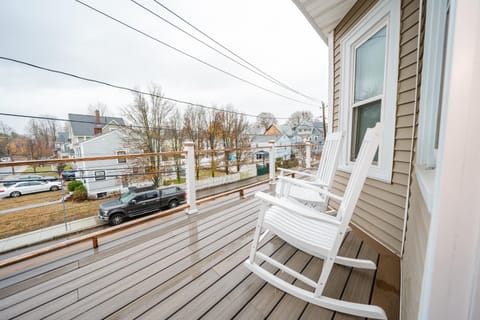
278 168 317 179
277 176 341 201
255 192 341 225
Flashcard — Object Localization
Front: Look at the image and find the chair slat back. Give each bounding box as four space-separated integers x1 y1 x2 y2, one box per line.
336 123 382 227
314 131 343 188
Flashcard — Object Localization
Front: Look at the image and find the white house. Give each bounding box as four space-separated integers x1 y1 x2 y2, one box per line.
77 129 143 198
68 111 125 154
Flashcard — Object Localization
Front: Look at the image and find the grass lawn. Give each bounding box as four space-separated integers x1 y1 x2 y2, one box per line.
0 190 64 211
0 194 111 239
23 165 59 177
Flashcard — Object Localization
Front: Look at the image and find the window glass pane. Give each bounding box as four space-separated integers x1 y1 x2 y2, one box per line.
354 27 387 102
95 171 106 181
117 151 126 164
352 100 381 160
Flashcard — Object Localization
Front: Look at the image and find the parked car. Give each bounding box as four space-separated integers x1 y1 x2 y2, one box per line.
1 174 58 187
98 186 186 226
0 156 12 162
18 174 58 181
0 180 63 199
61 170 76 181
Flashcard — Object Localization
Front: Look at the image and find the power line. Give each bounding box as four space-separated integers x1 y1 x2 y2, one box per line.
73 0 318 108
0 111 253 137
129 0 320 103
0 56 289 121
152 0 321 103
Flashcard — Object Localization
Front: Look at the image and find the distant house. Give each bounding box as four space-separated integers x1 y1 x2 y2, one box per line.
251 134 292 161
76 129 143 198
295 121 325 154
68 110 125 155
54 132 70 158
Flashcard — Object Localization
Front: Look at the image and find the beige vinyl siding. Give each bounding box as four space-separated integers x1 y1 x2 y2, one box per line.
401 0 426 318
331 0 421 255
402 176 430 320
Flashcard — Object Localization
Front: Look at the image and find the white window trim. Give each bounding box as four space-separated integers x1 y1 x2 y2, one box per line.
416 0 450 213
117 150 127 164
338 0 400 183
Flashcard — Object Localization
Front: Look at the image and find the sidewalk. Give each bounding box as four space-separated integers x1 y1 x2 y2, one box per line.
0 175 271 254
0 216 104 253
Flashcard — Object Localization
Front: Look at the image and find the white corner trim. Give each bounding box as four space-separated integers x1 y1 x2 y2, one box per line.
327 32 334 133
338 0 400 183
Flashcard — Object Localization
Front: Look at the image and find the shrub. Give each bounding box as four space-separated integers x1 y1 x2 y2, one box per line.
72 185 87 201
67 180 83 192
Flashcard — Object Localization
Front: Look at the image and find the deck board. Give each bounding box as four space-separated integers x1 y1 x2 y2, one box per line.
0 195 400 320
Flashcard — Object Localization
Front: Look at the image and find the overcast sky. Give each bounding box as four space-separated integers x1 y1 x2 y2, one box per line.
0 0 328 134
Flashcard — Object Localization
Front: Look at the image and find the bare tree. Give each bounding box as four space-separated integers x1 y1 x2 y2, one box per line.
166 109 184 182
287 110 314 130
216 105 249 175
0 121 14 156
183 105 207 179
88 102 108 117
122 85 173 187
205 109 222 177
231 110 249 172
255 112 277 130
26 117 57 159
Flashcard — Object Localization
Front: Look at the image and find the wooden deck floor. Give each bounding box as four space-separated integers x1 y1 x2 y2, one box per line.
0 195 399 320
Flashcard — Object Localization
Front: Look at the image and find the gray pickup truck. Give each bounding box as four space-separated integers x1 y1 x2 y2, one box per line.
98 186 186 226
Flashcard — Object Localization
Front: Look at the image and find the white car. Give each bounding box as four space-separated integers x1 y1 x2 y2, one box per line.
0 180 63 199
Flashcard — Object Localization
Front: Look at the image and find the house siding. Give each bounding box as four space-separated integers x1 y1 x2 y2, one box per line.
402 175 430 320
331 0 421 255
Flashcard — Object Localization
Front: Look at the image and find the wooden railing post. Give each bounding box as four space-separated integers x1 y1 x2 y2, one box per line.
184 141 198 214
306 140 311 169
269 140 276 184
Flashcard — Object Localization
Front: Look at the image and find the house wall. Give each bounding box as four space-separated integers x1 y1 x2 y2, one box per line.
79 130 130 197
331 0 421 255
402 175 430 320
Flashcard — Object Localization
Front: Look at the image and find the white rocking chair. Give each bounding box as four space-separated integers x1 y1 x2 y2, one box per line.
276 131 343 211
244 123 387 319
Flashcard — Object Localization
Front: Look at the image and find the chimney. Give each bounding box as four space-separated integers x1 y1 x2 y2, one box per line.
94 109 102 135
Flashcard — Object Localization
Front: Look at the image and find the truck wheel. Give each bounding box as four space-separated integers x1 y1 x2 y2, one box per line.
168 200 179 209
109 214 124 226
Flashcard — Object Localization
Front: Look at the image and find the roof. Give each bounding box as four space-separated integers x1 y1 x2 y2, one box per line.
278 125 294 137
68 113 125 137
251 135 281 144
291 0 357 42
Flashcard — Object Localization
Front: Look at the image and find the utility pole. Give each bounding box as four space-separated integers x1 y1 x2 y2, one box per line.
321 101 327 140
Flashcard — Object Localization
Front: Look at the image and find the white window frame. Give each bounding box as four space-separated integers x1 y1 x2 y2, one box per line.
339 0 400 182
416 0 451 212
117 150 127 164
95 171 106 181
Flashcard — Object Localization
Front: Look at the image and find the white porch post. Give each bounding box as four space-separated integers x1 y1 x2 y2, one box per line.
305 140 312 169
184 141 198 214
268 140 276 184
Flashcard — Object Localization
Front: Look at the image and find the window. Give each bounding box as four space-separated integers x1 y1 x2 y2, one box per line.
134 194 146 202
339 0 400 182
117 151 126 164
145 191 158 200
95 171 105 181
161 187 176 196
416 0 452 212
351 26 386 161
